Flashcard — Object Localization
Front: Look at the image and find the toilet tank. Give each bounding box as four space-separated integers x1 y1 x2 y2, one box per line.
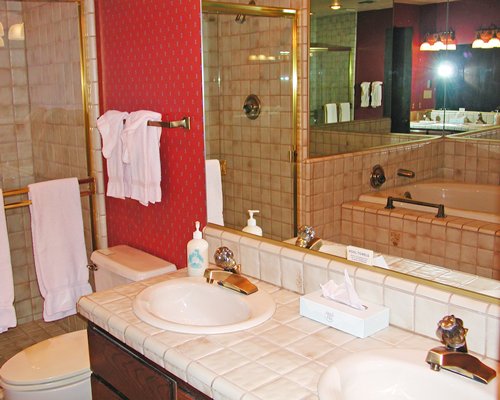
90 245 176 291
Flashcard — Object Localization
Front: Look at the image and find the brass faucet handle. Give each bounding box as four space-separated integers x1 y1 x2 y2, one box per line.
437 315 468 352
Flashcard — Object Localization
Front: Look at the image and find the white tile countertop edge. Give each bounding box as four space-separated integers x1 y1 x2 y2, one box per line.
77 270 499 400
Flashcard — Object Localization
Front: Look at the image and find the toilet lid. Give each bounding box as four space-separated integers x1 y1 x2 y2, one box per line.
0 330 90 386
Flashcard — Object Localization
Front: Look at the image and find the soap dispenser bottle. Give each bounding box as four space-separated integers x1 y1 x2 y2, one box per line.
187 221 209 277
242 210 263 236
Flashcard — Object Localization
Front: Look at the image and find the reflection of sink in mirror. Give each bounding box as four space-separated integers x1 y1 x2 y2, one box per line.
133 277 275 334
317 349 498 400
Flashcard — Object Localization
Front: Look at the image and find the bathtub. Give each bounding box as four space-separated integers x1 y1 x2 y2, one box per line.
359 180 500 224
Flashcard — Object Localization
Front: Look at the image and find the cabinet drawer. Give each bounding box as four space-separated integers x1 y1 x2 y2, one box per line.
88 325 176 400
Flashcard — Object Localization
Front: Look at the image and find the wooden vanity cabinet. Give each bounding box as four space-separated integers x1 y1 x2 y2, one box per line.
88 323 211 400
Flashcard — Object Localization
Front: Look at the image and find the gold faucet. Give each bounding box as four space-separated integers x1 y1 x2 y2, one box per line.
425 315 497 384
203 247 258 295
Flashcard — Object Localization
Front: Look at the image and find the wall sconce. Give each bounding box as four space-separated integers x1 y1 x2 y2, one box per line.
0 22 4 48
8 22 24 41
420 30 456 51
472 25 500 49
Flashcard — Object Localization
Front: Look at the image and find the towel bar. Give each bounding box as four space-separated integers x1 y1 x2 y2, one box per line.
120 116 191 130
2 177 95 210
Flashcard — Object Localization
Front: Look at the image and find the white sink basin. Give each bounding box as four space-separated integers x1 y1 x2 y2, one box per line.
133 277 275 334
318 349 497 400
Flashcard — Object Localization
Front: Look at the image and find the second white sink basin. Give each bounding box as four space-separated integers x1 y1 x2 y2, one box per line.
318 349 497 400
133 277 275 334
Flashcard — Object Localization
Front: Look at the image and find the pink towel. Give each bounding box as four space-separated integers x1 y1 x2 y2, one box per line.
28 178 92 322
0 189 16 332
122 110 163 206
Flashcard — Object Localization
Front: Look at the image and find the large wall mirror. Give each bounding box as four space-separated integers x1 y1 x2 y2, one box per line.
309 0 500 157
202 0 500 301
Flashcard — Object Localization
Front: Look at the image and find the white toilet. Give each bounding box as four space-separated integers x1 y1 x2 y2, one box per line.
0 245 176 400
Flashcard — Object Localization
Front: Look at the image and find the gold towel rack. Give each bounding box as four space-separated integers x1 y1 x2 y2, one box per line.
2 177 95 210
120 116 191 130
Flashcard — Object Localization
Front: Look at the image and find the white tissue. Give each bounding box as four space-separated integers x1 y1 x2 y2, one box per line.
320 270 366 310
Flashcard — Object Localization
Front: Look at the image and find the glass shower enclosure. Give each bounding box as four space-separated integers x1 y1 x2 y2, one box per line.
202 1 297 241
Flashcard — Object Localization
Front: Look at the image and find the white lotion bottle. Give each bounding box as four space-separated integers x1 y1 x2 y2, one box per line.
242 210 263 236
187 221 209 277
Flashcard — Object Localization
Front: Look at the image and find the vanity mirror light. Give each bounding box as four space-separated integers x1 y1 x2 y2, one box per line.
201 0 500 302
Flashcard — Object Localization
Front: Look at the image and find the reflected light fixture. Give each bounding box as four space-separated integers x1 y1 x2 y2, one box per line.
420 31 456 51
0 22 4 48
472 25 500 49
437 62 454 78
330 1 341 10
8 22 24 41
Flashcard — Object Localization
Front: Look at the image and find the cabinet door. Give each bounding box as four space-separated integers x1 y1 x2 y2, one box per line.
88 325 176 400
91 375 125 400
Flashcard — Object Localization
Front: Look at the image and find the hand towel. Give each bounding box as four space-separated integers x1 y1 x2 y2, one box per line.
97 110 129 198
0 190 16 332
371 81 383 108
122 110 162 206
339 102 351 122
205 160 224 226
324 103 338 123
28 178 92 322
360 82 370 108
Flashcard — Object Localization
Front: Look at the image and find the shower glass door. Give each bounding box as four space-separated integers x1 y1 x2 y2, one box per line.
202 2 297 241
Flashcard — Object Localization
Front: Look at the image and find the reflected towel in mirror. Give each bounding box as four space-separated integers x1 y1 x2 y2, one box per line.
206 160 224 226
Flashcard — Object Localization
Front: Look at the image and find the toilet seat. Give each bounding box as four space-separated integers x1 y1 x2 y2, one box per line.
0 330 90 391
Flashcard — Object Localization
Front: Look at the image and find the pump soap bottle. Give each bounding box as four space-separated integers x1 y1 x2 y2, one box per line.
187 221 209 277
242 210 263 236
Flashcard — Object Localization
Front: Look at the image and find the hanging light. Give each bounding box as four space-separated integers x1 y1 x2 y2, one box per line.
472 25 500 49
330 1 341 10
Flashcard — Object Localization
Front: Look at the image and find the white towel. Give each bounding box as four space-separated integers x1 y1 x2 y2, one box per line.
339 102 351 122
122 110 163 206
205 160 224 226
360 82 370 108
28 178 92 322
0 190 16 332
97 110 129 199
324 103 338 123
371 81 383 108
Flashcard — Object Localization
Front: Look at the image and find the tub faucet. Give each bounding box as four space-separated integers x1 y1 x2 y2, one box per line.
203 247 257 295
425 315 497 384
397 168 415 178
476 112 486 124
295 226 323 250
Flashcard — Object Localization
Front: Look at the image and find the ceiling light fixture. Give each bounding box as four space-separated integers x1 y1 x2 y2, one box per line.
330 1 341 10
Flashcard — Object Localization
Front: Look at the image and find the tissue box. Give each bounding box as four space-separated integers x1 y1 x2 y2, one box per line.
300 290 389 338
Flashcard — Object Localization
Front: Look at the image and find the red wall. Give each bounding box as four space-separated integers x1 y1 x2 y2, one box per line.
394 0 500 112
355 9 392 119
95 0 206 268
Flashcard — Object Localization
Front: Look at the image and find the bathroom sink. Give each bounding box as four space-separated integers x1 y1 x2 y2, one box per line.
317 349 497 400
133 277 275 334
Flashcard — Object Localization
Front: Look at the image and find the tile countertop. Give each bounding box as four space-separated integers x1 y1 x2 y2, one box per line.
77 270 499 400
